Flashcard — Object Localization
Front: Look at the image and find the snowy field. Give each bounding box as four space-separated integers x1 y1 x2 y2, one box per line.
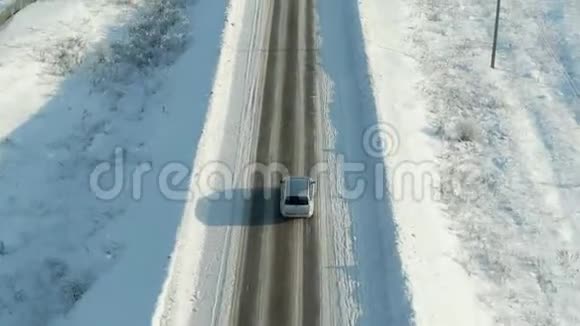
364 0 580 324
0 0 225 325
415 0 580 324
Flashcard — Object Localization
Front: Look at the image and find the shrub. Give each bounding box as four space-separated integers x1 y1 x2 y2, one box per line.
90 0 190 86
445 118 480 142
39 36 86 75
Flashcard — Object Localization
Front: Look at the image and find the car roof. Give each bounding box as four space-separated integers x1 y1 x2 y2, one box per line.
285 176 310 197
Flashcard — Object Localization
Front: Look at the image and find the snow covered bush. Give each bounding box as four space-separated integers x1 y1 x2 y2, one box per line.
90 0 190 86
38 36 86 75
34 0 190 83
444 118 480 142
122 0 189 68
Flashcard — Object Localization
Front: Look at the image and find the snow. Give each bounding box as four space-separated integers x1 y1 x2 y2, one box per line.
315 0 414 324
1 0 579 324
356 0 580 324
150 0 253 323
0 0 37 26
314 69 360 325
0 0 224 324
0 0 135 324
355 0 495 323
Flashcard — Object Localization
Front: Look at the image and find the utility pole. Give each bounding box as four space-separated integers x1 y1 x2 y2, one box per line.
491 0 502 68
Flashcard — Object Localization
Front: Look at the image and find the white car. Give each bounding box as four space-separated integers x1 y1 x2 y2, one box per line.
280 176 316 218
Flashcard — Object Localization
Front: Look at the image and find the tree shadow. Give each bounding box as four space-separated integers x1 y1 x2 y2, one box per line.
0 0 227 325
317 0 415 324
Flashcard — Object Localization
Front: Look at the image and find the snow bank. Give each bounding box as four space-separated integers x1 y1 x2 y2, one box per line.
316 0 415 324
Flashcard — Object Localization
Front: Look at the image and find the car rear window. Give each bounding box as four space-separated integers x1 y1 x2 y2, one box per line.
285 195 309 205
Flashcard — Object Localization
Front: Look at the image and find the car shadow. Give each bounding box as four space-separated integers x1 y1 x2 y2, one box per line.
195 186 290 226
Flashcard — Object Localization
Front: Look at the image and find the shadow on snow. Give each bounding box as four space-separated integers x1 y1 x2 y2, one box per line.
0 0 226 325
317 0 415 324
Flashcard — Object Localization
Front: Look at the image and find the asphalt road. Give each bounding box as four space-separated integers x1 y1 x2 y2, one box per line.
230 0 321 324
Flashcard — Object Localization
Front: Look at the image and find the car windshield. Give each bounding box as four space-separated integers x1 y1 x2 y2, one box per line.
285 195 309 205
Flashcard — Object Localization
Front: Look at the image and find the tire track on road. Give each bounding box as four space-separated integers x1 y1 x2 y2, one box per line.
232 0 321 324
